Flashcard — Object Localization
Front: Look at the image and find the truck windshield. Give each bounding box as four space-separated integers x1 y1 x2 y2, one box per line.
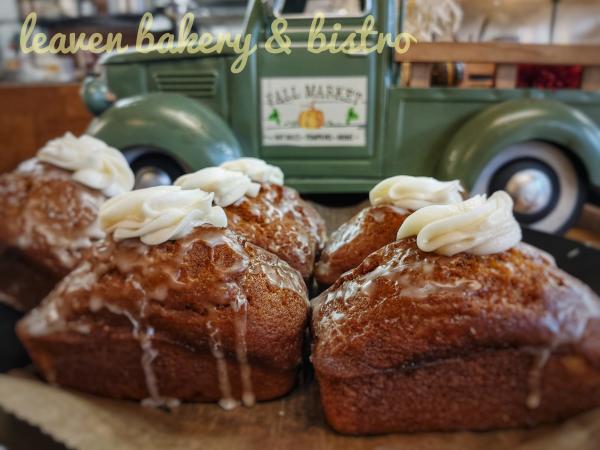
276 0 368 18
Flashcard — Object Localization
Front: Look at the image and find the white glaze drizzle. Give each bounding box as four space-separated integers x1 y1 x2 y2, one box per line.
207 315 238 410
233 289 255 407
89 293 180 409
314 241 600 411
246 242 307 300
23 226 309 409
525 347 551 410
316 205 407 283
519 256 600 409
227 186 318 274
11 166 106 270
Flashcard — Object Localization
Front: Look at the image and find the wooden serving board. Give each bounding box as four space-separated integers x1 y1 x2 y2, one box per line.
1 370 600 450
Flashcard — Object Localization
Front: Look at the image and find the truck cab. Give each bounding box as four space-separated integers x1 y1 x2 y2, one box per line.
84 0 600 234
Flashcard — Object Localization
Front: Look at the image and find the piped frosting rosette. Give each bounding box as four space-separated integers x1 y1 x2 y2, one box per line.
37 132 134 197
369 175 464 210
175 167 260 207
99 186 227 245
397 191 522 256
221 157 284 185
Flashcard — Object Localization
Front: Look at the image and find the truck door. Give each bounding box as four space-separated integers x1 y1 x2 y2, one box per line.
257 0 390 191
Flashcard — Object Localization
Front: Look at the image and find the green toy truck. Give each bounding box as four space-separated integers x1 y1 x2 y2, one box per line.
83 0 600 233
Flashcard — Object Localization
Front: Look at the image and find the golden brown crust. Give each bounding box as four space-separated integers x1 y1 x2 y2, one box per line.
0 161 105 274
315 205 408 286
18 227 309 406
318 349 600 434
22 331 298 404
0 160 106 310
312 239 600 433
226 184 326 280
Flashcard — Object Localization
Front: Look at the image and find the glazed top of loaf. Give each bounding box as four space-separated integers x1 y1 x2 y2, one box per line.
20 227 309 371
0 160 105 275
225 183 326 279
312 238 600 379
315 205 409 286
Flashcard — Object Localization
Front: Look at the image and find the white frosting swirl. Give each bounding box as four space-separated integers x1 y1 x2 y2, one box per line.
396 191 522 256
369 176 464 210
99 186 227 245
220 157 284 185
37 132 134 197
174 167 260 207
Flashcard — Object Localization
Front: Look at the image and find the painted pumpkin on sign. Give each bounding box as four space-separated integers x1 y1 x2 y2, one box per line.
298 104 325 129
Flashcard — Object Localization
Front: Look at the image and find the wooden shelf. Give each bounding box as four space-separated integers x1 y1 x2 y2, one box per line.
0 83 92 173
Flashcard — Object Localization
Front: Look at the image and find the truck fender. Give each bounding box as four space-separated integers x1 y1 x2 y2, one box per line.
437 99 600 190
86 92 242 170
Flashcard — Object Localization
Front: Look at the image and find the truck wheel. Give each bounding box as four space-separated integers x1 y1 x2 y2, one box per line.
471 141 586 234
126 152 185 189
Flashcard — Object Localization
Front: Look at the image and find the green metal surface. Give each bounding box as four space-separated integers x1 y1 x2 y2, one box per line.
86 92 242 169
383 88 600 188
83 0 600 194
101 48 237 65
145 57 230 120
439 98 600 189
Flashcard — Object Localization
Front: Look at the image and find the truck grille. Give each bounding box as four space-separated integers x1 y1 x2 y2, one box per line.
153 71 218 99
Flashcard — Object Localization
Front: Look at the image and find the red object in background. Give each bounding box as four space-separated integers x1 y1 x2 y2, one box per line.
517 65 583 89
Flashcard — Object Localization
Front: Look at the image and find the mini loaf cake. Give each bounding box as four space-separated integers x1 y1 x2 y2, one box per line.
175 158 326 280
0 133 134 311
312 192 600 434
315 176 463 287
18 186 309 409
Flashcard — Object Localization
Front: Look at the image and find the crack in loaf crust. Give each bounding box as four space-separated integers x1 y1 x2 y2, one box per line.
225 183 326 280
0 161 105 310
311 238 600 434
17 227 309 406
315 205 409 287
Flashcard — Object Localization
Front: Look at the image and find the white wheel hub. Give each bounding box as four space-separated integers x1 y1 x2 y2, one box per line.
506 169 553 215
471 141 581 233
134 167 173 189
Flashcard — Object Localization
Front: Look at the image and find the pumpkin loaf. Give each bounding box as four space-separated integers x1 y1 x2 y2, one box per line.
0 160 105 279
315 176 463 287
18 186 309 408
312 193 600 434
226 183 325 280
0 133 134 311
315 205 408 287
176 160 326 280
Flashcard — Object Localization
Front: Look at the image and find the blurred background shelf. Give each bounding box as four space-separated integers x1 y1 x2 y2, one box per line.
0 83 91 172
